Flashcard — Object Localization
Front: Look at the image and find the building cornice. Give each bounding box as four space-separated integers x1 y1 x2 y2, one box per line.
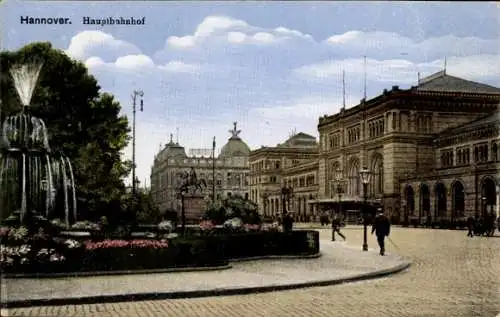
318 88 500 129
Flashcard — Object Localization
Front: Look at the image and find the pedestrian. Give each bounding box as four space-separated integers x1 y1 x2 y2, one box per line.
371 211 391 256
282 211 293 233
331 214 346 241
466 216 474 238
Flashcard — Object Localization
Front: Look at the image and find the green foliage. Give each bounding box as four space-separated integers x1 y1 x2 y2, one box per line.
0 42 131 223
133 188 161 224
204 194 261 225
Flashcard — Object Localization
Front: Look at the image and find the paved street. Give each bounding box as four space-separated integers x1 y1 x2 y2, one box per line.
4 227 500 317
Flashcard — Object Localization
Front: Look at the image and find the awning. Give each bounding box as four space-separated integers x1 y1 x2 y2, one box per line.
308 197 383 204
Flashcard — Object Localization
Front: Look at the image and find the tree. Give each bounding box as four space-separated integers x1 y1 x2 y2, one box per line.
133 189 161 224
0 42 131 222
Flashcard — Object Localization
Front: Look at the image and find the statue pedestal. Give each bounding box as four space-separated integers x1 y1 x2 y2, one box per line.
182 194 205 224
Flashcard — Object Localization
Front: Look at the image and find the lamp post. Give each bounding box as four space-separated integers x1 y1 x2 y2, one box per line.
281 186 293 214
261 192 269 216
131 90 144 202
212 136 216 201
359 166 371 252
177 183 188 236
482 196 487 218
335 167 345 219
402 201 408 227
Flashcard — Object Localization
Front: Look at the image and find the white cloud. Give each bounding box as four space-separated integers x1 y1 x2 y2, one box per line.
195 16 249 37
84 54 200 74
158 61 200 73
115 54 155 70
293 55 500 84
324 30 498 59
166 15 313 49
66 30 142 61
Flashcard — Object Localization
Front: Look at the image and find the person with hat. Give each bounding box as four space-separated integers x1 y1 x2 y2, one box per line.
331 214 346 241
371 211 391 256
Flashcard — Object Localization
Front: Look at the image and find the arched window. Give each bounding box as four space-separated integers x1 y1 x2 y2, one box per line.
481 178 497 217
435 183 447 218
370 154 383 197
405 186 415 216
451 181 465 219
348 158 360 196
419 184 430 218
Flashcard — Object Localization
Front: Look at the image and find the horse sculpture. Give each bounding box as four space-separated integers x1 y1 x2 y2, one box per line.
180 168 207 194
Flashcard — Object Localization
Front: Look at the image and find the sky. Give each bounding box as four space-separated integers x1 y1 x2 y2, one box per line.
1 1 499 186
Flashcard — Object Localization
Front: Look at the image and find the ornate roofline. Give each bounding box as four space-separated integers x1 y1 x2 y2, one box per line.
318 88 500 128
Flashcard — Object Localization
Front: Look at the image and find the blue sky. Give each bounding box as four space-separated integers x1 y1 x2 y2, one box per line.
2 1 499 186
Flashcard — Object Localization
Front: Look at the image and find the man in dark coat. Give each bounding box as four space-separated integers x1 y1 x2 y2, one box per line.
282 211 293 233
371 212 391 256
466 216 474 237
331 214 346 241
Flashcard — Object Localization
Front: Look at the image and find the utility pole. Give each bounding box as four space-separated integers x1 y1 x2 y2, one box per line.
131 90 144 201
212 136 216 201
363 55 367 100
342 69 346 109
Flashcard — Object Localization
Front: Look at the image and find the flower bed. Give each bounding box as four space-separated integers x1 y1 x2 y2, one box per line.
1 220 319 275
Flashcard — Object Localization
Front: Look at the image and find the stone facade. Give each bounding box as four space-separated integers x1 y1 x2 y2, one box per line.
150 122 250 213
317 71 500 223
248 132 319 218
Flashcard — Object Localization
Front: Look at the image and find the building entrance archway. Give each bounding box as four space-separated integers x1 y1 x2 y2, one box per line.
419 184 430 219
452 181 465 219
435 183 447 218
481 177 497 217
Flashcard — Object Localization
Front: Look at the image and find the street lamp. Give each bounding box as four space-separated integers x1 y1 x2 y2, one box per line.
131 89 144 202
281 186 293 214
359 166 371 252
212 136 216 201
261 192 269 216
402 201 408 227
482 196 487 218
335 167 346 219
178 185 188 236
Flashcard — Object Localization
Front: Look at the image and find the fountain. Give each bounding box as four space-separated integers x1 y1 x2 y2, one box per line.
0 62 77 229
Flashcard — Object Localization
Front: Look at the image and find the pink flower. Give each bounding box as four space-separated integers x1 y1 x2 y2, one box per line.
199 220 215 231
243 224 260 231
84 239 169 250
0 227 10 237
130 239 168 249
84 239 129 250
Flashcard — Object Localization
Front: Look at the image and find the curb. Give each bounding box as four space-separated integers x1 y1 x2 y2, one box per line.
229 252 322 262
2 253 321 279
1 260 410 308
2 264 233 279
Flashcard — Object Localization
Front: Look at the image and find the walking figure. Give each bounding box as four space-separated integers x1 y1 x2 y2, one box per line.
466 216 474 238
371 212 391 256
331 214 346 241
282 211 293 233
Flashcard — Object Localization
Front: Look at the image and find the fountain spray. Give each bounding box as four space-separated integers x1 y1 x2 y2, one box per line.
0 61 78 229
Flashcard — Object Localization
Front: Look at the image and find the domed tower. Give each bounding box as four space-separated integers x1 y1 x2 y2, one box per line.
163 133 188 159
219 122 250 158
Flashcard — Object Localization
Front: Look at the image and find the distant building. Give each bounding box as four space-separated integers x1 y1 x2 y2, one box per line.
150 122 250 212
316 70 500 224
249 132 319 219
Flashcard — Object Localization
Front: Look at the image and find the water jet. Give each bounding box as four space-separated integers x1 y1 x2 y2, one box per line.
0 61 77 229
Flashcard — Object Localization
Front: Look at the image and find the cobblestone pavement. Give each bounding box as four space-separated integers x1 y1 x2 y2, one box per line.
4 227 500 317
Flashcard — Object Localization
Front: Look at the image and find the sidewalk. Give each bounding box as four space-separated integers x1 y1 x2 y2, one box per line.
1 240 410 308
